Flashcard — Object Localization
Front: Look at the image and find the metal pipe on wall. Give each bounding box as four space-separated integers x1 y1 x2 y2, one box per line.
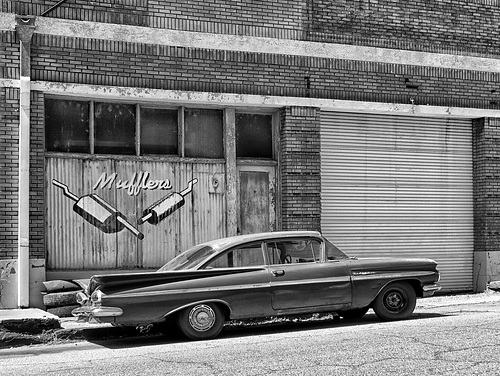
15 16 35 308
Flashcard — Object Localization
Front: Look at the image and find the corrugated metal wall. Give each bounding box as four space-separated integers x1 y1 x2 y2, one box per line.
46 157 227 270
320 111 473 292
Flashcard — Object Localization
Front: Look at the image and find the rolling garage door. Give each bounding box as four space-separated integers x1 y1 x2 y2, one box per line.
321 111 473 292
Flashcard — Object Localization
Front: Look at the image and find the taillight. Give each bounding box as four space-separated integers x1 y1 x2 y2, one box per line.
90 289 103 305
76 291 88 305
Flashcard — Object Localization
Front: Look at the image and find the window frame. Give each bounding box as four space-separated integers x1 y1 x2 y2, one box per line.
201 241 266 269
44 96 278 162
264 237 324 266
235 110 279 162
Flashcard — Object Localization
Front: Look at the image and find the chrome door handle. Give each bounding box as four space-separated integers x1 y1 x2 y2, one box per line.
272 270 285 277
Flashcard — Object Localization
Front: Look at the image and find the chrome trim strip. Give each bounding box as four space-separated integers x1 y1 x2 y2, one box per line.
351 271 436 281
107 276 351 299
109 283 271 299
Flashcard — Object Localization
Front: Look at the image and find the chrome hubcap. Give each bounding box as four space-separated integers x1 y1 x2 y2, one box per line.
188 304 216 332
385 291 406 312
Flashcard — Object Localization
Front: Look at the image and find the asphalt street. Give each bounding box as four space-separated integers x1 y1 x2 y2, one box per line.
0 292 498 376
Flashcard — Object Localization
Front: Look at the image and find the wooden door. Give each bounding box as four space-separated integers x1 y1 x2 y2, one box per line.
237 165 276 235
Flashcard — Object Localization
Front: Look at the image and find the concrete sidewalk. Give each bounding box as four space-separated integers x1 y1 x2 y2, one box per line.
1 290 499 349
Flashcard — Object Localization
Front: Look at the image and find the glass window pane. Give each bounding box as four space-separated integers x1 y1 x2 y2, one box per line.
236 113 273 158
94 103 136 155
205 243 264 268
266 239 318 264
140 108 178 155
45 98 90 153
185 109 223 158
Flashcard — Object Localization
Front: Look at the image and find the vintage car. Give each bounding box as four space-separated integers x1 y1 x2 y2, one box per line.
72 231 441 340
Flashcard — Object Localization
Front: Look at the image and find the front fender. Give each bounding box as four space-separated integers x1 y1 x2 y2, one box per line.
351 274 435 308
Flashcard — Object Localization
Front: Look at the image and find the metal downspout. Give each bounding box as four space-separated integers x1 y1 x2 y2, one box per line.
15 15 35 308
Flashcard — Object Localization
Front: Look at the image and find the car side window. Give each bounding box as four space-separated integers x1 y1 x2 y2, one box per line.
325 239 349 260
266 239 321 264
205 242 264 268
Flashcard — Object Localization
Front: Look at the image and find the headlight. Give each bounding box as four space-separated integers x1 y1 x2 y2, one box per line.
90 289 103 305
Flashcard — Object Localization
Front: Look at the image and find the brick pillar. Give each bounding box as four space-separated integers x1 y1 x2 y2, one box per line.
0 87 20 260
280 107 321 231
473 118 500 291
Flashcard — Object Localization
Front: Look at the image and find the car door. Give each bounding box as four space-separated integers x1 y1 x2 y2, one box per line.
266 238 351 311
201 241 273 318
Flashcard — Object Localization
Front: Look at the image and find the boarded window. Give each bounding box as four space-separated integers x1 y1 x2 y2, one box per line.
184 109 223 158
45 99 90 153
94 103 136 155
236 113 273 158
140 108 178 155
45 99 226 159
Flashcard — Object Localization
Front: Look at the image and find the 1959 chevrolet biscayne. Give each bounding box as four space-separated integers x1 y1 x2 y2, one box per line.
72 231 441 340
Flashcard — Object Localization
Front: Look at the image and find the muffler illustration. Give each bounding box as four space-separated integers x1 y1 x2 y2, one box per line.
139 178 198 225
52 179 144 240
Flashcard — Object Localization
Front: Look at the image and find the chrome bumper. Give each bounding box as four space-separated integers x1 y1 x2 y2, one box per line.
422 283 441 297
72 305 123 322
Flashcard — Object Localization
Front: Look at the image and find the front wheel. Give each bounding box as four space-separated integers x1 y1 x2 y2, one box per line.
177 303 225 340
372 282 416 321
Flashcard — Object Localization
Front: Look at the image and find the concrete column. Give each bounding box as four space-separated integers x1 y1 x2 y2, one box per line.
224 109 238 236
15 15 35 308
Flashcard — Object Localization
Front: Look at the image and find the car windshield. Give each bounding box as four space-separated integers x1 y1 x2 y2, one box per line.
157 244 217 271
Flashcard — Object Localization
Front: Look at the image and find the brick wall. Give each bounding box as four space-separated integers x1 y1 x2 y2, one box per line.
0 87 19 259
29 34 500 110
0 87 45 259
3 1 500 55
29 90 45 259
280 107 321 231
0 31 19 79
308 0 500 54
473 118 500 253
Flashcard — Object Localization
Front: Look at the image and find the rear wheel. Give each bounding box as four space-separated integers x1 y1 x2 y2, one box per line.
372 282 416 321
177 303 225 340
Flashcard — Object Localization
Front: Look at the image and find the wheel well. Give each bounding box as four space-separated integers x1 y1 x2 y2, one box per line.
163 300 231 322
383 279 422 298
406 279 424 298
369 280 423 307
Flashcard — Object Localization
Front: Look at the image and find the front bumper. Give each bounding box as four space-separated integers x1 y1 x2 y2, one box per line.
422 283 441 297
72 305 123 323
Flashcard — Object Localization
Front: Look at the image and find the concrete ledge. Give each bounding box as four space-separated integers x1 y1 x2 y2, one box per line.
0 309 60 334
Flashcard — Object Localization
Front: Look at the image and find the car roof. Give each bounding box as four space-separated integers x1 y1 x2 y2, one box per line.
200 230 323 251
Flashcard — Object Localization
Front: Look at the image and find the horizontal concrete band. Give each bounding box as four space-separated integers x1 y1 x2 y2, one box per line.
2 12 500 74
2 79 500 119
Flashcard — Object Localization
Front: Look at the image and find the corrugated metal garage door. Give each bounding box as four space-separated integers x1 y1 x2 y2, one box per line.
321 111 473 292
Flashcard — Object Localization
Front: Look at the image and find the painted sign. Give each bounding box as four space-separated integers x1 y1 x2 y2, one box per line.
93 171 173 196
52 177 198 240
